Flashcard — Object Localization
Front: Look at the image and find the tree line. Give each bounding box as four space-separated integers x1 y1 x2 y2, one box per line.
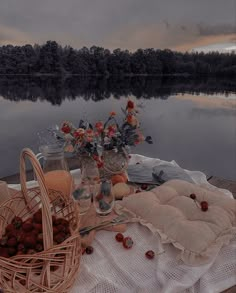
0 76 235 105
0 41 235 76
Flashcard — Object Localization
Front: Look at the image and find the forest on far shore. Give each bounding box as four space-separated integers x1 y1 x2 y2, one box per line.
0 41 235 76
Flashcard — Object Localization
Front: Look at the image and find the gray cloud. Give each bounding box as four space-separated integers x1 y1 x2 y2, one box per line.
197 24 236 36
0 0 235 50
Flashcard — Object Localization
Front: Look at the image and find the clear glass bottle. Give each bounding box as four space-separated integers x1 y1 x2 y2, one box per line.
36 144 73 199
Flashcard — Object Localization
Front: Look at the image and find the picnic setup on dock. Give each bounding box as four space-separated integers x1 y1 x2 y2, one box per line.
0 100 235 293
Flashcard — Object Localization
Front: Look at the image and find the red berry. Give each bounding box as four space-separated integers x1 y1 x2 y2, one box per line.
145 250 155 259
190 193 196 200
33 223 42 233
22 222 33 232
96 193 103 201
85 246 94 254
5 224 15 233
7 237 17 247
141 184 148 190
54 233 66 244
23 236 37 248
135 189 141 193
8 247 16 256
33 211 42 224
201 201 208 211
17 243 25 251
115 233 124 242
123 237 133 249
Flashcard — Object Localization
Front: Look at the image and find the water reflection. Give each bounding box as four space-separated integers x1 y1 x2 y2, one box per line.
0 76 235 181
0 76 235 105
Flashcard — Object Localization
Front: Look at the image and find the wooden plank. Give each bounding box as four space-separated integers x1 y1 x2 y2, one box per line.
208 176 236 198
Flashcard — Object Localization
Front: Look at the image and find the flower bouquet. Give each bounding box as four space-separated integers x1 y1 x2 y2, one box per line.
57 100 153 178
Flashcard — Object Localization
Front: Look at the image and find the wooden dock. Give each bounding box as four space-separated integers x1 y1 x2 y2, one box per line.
1 172 235 198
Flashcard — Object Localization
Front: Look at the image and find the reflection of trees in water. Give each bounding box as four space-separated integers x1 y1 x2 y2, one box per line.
0 76 235 105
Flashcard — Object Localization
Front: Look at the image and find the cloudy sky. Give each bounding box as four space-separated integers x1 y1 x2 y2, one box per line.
0 0 235 52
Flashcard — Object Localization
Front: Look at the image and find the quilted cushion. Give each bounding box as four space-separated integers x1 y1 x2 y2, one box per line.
117 179 236 266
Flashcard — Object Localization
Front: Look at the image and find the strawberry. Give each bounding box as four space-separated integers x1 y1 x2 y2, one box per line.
27 249 36 255
31 229 39 237
53 226 59 235
65 226 70 234
33 223 42 233
35 243 43 252
57 225 66 233
7 237 17 247
190 193 196 200
59 219 69 226
122 237 133 249
0 236 8 246
6 223 15 233
11 217 23 229
24 217 33 224
7 229 17 239
54 232 66 244
85 246 94 255
141 184 148 190
22 222 33 232
33 211 42 224
145 250 155 259
0 247 9 258
17 243 25 252
115 233 124 242
8 247 16 257
54 218 63 226
16 250 25 256
23 235 37 248
201 201 208 212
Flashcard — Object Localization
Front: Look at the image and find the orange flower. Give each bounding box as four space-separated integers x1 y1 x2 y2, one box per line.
73 128 85 138
95 121 104 132
127 100 134 109
61 122 71 134
110 111 116 117
126 114 133 124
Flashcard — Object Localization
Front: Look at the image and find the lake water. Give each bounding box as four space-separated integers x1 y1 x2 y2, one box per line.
0 76 235 181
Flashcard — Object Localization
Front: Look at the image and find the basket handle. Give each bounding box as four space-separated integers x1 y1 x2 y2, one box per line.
20 148 53 250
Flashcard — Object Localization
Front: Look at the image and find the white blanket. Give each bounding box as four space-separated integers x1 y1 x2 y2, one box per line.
9 154 236 293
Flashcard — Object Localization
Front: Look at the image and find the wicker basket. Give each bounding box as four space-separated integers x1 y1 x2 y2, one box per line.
0 148 81 293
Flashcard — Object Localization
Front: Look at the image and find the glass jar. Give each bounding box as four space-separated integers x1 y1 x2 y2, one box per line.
99 148 129 180
36 144 73 199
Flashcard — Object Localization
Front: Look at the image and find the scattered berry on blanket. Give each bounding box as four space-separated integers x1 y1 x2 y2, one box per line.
123 237 133 249
200 201 208 211
115 233 124 242
85 246 94 254
141 184 148 190
189 193 196 200
145 250 155 259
